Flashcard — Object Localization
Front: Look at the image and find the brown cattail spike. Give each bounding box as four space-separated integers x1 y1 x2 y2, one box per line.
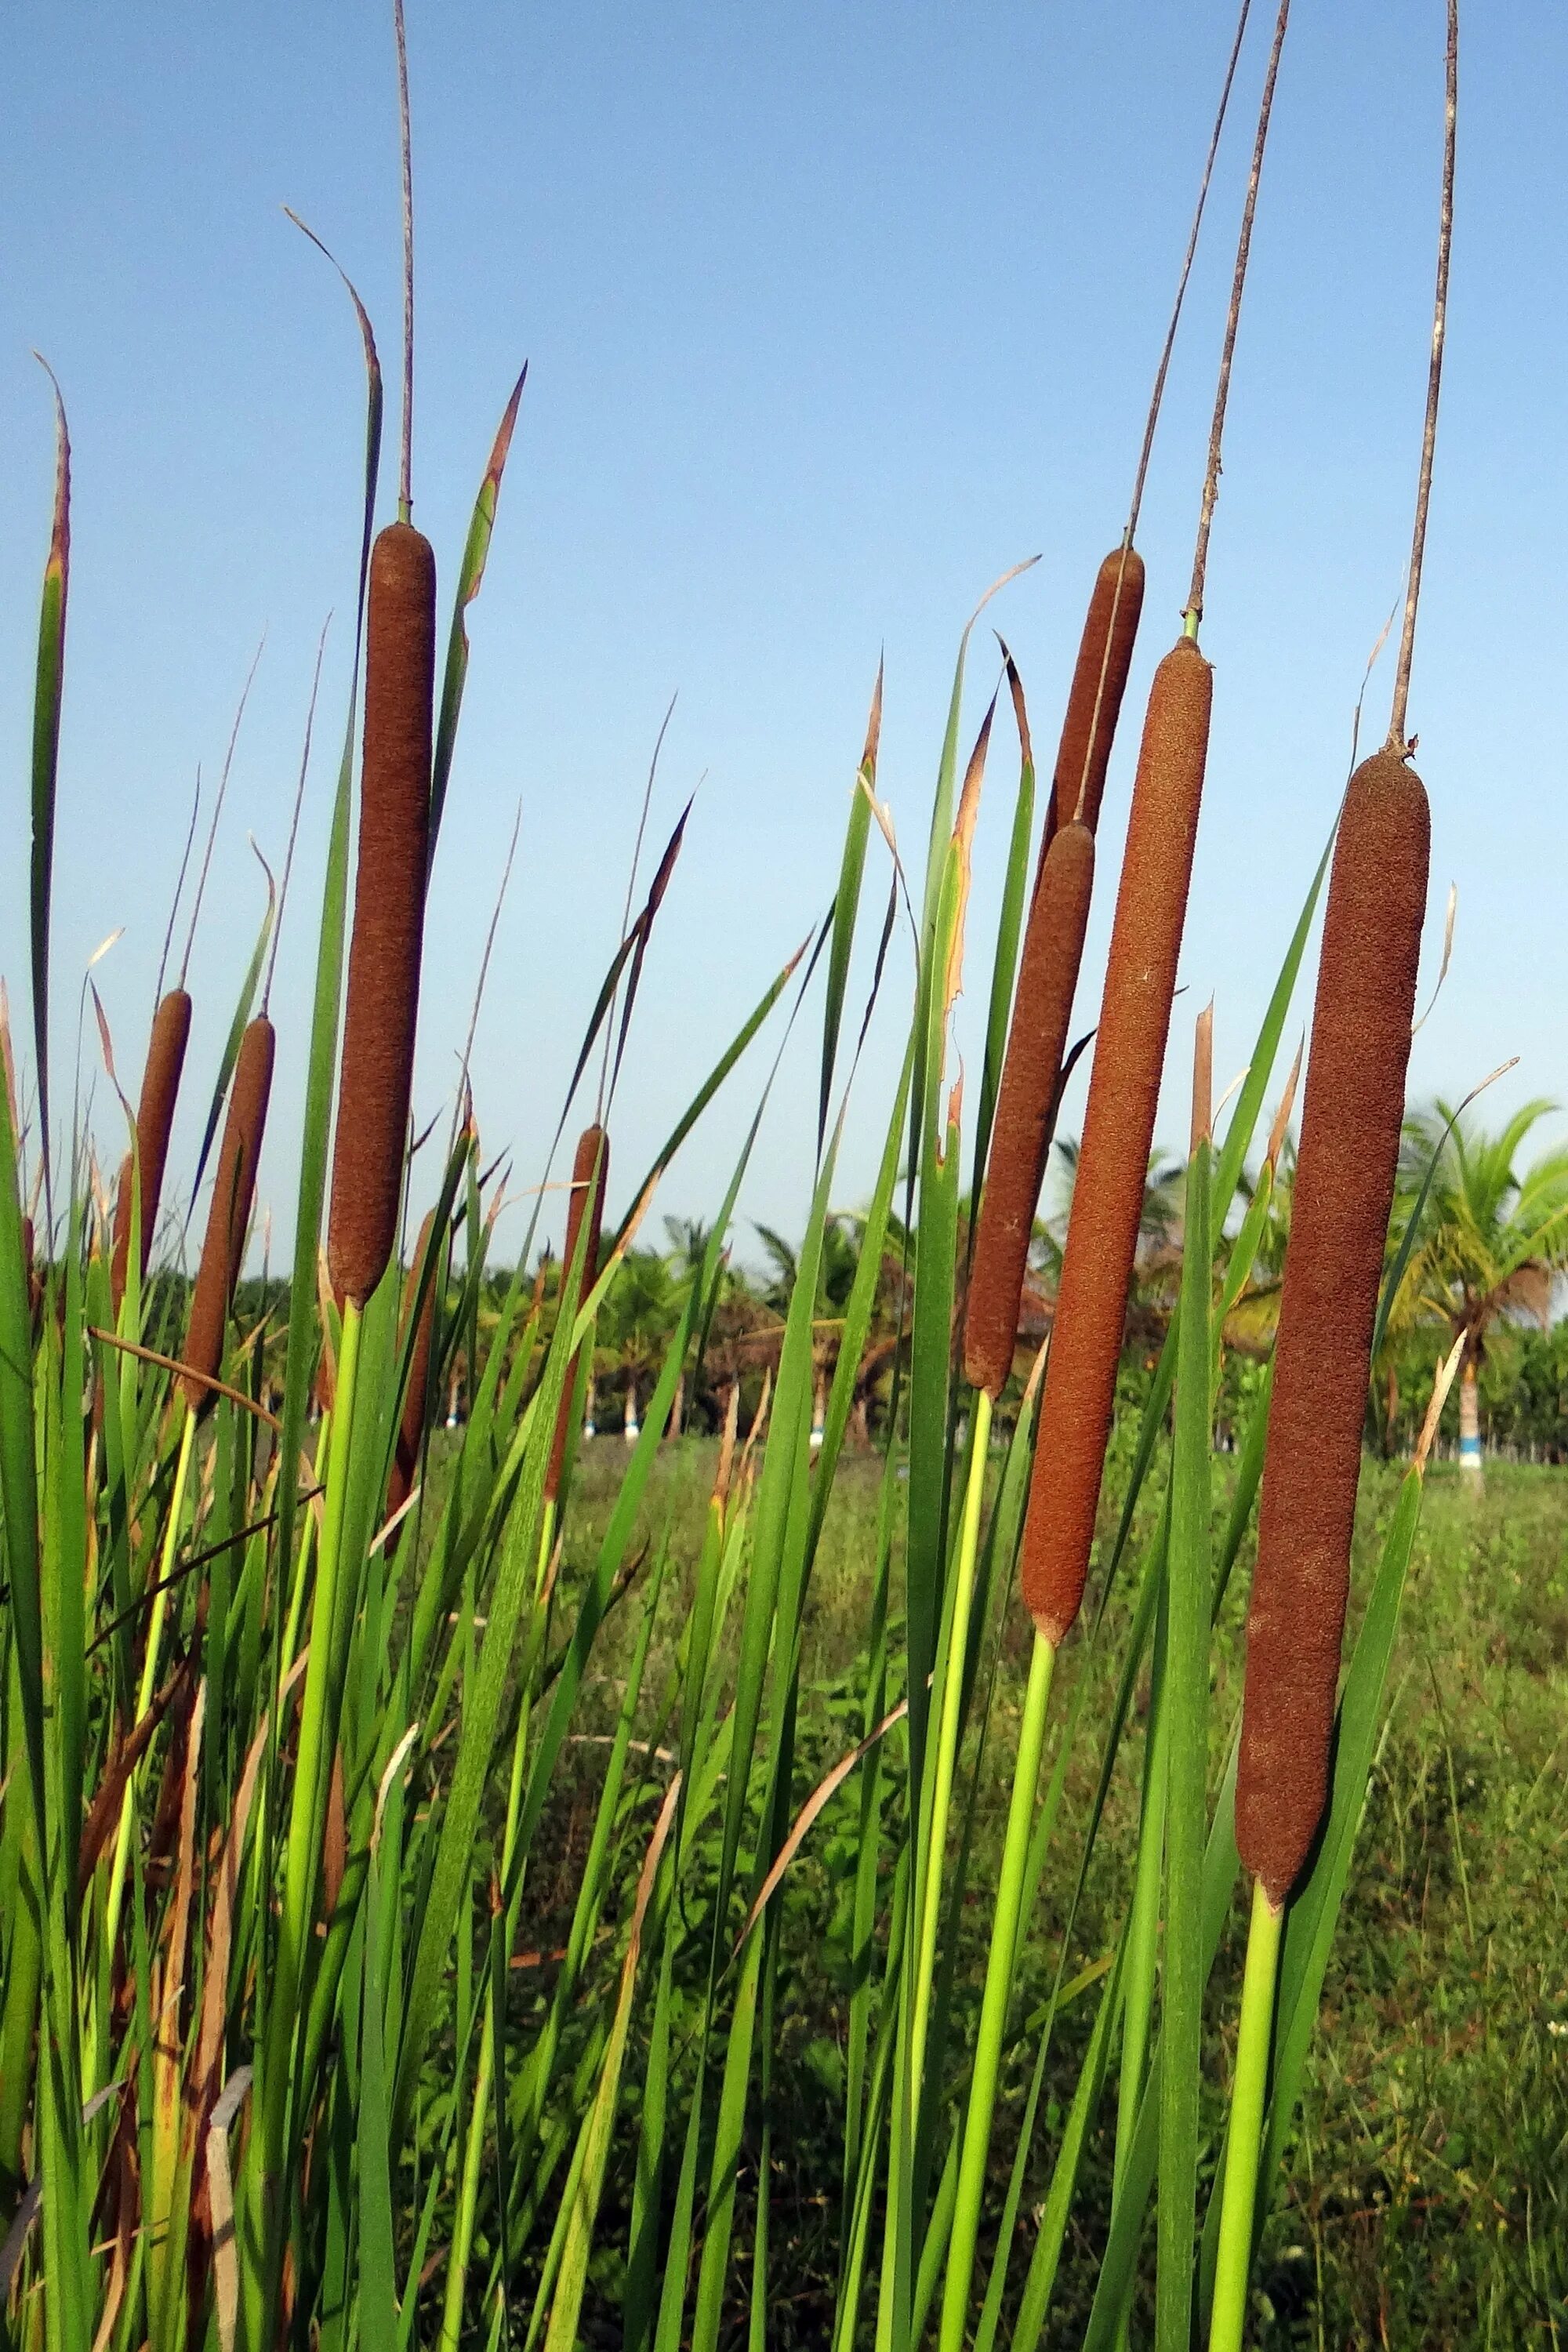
180 1016 275 1415
386 1209 440 1542
328 520 437 1307
111 987 193 1313
1046 546 1146 846
1020 636 1214 1643
1237 749 1429 1904
964 822 1095 1398
545 1125 610 1505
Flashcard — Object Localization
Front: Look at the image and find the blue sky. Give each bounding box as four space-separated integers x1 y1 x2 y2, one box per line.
2 2 1564 1265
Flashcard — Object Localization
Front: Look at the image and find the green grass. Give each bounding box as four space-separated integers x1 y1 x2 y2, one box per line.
515 1439 1568 2347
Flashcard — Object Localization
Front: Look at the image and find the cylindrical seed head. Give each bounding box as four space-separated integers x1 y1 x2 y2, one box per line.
1042 544 1147 851
180 1016 275 1415
1020 635 1213 1642
111 987 193 1313
545 1124 610 1505
1237 747 1430 1904
328 520 437 1307
964 822 1095 1396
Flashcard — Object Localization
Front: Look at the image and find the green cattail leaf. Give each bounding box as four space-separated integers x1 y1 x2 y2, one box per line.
29 365 70 1214
1229 1464 1428 2290
970 641 1036 1216
1156 1132 1212 2351
1080 1737 1243 2352
998 1934 1129 2352
429 367 525 860
273 212 383 1597
818 662 881 1155
357 1860 399 2345
0 1037 45 1852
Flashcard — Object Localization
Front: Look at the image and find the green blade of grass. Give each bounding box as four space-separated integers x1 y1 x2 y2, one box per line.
28 361 70 1218
429 367 525 860
818 662 882 1155
969 639 1036 1218
1156 1127 1212 2351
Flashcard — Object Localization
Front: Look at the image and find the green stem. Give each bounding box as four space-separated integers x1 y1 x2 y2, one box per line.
99 1406 196 1996
440 1662 536 2347
247 1295 364 2347
1115 1656 1169 2191
1207 1882 1283 2352
938 1623 1055 2352
909 1387 992 2103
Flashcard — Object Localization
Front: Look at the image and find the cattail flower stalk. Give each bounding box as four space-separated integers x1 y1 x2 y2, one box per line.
178 1018 274 1414
1237 749 1429 1896
111 989 192 1314
1211 16 1452 2350
327 519 437 1308
1020 636 1213 1642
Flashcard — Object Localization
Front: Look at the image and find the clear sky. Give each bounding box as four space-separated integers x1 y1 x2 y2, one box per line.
2 3 1564 1267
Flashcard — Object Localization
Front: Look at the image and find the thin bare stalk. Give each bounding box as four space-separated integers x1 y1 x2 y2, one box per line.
1388 0 1457 748
1073 0 1254 824
394 0 416 518
263 618 331 1013
178 637 265 986
154 770 202 1007
1185 0 1292 633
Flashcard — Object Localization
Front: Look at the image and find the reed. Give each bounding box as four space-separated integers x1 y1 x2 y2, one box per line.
1019 633 1212 1642
110 985 191 1312
326 516 437 1308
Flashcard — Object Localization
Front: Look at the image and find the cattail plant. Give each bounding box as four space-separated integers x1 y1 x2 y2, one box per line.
960 0 1258 1422
325 516 436 1308
1018 633 1213 1640
544 1122 610 1508
1209 13 1454 2349
938 13 1267 2335
1019 0 1291 1651
1236 749 1428 1893
110 986 191 1312
255 21 437 2336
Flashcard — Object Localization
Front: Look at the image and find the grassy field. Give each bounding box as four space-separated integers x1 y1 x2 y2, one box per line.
510 1436 1568 2347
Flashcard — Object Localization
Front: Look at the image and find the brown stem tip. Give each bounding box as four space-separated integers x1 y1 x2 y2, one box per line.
1047 545 1146 846
964 822 1094 1399
180 1016 275 1415
328 520 437 1307
545 1124 610 1506
1237 746 1429 1903
111 987 192 1313
1020 635 1213 1644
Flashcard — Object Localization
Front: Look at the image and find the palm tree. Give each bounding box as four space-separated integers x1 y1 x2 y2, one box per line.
597 1247 680 1443
1389 1099 1568 1476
